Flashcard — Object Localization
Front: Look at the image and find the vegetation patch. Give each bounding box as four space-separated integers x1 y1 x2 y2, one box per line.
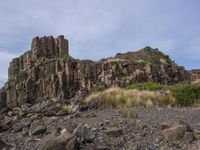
86 82 200 107
170 84 200 106
85 87 175 108
127 82 168 91
89 84 106 93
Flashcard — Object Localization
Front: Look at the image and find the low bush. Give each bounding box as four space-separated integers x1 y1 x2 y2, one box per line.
170 84 200 106
126 82 167 91
89 85 106 93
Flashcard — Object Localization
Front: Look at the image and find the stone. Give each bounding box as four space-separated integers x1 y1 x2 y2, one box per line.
0 139 7 149
0 88 6 109
65 136 79 150
73 125 95 143
12 118 31 132
106 127 123 137
40 129 73 150
29 120 46 136
184 132 196 143
30 114 39 121
40 134 65 150
42 106 60 116
96 145 110 150
61 122 77 134
56 110 68 116
161 120 191 131
22 127 29 135
161 124 187 141
0 117 12 131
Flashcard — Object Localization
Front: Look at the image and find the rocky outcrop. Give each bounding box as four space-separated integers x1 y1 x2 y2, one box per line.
189 69 200 81
0 36 191 109
1 35 72 108
90 47 189 87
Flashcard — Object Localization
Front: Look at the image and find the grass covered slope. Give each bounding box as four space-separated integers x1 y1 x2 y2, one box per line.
115 46 176 65
86 82 200 107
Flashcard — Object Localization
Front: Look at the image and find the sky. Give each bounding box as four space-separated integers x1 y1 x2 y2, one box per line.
0 0 200 87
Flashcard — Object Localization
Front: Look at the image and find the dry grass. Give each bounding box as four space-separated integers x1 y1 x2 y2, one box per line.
85 87 176 108
192 79 200 84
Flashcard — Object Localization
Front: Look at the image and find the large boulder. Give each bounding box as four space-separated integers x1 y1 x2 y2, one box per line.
29 120 46 136
40 129 74 150
12 118 31 132
161 120 195 142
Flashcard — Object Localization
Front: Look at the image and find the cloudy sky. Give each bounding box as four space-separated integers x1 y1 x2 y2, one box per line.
0 0 200 86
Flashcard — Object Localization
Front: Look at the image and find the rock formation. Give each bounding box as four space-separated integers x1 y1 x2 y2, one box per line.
0 36 191 109
189 69 200 81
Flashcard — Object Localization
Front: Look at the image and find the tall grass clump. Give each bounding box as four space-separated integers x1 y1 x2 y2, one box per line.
85 87 175 108
86 82 200 107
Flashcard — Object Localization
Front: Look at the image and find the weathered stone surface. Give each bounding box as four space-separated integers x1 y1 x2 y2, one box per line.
29 120 46 136
0 139 7 149
0 117 12 131
189 69 200 81
161 121 194 142
0 88 6 109
12 118 31 132
0 36 192 109
184 131 196 143
106 127 123 137
40 129 73 150
162 125 187 141
65 136 79 150
73 125 95 143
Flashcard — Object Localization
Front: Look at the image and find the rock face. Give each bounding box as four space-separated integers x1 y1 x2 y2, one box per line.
189 69 200 81
0 36 190 109
1 35 73 109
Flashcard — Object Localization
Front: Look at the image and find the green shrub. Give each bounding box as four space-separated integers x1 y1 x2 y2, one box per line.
127 82 167 91
170 84 200 106
90 85 106 93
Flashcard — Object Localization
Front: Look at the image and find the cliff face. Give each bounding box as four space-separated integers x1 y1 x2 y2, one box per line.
1 35 72 108
189 69 200 81
0 36 190 109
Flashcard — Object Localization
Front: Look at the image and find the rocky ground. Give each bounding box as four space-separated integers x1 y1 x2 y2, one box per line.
0 100 200 150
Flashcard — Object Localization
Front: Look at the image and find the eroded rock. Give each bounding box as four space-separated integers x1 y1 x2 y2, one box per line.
106 127 123 137
12 118 31 132
161 121 195 142
29 120 46 136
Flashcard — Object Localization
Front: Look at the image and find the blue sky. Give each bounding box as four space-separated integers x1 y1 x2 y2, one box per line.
0 0 200 87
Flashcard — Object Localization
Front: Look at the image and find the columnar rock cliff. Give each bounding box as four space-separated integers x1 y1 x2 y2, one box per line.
189 69 200 81
0 36 191 109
